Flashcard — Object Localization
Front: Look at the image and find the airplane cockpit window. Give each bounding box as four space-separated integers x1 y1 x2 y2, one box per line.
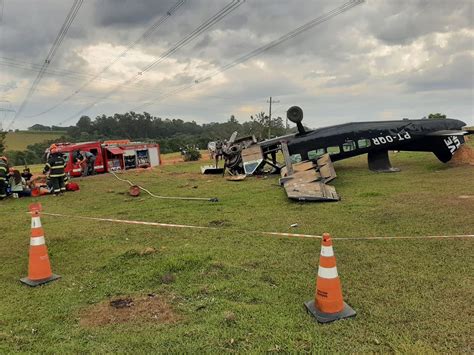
342 141 356 152
357 139 371 148
291 154 302 163
327 146 340 155
308 148 326 160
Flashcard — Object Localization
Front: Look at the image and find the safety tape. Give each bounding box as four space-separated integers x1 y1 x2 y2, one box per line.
333 235 474 240
41 212 474 241
42 212 322 239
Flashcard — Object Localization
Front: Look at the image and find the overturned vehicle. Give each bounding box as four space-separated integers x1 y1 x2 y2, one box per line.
209 106 471 202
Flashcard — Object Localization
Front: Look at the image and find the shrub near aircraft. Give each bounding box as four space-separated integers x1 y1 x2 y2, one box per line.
214 106 472 201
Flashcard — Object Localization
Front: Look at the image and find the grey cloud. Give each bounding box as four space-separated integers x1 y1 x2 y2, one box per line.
95 0 179 27
366 0 473 45
402 53 474 91
0 80 17 92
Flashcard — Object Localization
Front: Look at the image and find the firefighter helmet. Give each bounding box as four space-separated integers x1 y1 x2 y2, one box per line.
49 144 58 153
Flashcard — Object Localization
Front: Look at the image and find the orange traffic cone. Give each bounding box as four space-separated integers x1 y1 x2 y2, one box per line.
304 233 355 323
20 203 60 287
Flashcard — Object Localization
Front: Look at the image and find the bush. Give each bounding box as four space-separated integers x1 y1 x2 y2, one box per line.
181 146 201 161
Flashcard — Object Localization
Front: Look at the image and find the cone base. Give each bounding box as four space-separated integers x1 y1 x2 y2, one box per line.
304 300 356 323
20 274 61 287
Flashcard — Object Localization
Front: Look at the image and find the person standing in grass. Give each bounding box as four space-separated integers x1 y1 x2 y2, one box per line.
0 156 9 200
43 145 66 195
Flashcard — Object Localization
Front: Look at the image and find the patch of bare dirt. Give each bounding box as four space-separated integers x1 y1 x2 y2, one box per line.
450 145 474 166
79 294 180 327
161 154 209 166
161 157 184 165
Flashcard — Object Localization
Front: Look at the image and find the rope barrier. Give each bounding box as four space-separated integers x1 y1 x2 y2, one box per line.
41 212 474 241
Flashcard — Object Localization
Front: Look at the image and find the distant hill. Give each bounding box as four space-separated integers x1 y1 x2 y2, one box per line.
5 130 65 151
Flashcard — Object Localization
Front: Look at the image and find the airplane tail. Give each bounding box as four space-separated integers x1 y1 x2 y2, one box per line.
430 134 466 163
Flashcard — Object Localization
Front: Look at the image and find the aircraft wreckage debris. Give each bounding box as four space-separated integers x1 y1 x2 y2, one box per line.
203 106 472 202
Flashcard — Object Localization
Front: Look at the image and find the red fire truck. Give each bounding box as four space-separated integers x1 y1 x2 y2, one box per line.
54 140 160 177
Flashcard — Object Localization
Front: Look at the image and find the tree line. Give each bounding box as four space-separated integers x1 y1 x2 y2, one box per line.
1 111 288 165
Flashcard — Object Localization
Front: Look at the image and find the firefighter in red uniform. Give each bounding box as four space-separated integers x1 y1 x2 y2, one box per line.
43 145 66 195
0 156 9 200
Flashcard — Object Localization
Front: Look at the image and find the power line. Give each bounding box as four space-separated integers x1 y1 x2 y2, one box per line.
138 0 245 74
8 0 83 129
26 0 186 118
59 0 245 125
131 0 364 112
0 56 166 95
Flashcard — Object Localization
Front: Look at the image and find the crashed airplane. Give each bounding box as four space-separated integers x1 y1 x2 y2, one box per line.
209 106 472 201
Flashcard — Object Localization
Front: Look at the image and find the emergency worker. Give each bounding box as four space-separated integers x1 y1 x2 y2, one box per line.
0 156 9 200
81 151 96 176
43 145 66 195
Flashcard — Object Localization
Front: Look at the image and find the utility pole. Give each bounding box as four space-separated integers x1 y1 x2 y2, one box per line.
266 96 279 139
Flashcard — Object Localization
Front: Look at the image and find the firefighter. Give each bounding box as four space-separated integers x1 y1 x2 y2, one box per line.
0 156 9 200
43 145 66 195
81 151 96 176
73 150 95 176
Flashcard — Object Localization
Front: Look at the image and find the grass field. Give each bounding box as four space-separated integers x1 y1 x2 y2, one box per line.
1 143 473 352
5 131 65 151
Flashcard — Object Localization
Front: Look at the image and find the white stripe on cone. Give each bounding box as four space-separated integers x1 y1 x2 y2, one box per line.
30 236 45 246
320 245 334 257
318 266 339 279
31 217 42 228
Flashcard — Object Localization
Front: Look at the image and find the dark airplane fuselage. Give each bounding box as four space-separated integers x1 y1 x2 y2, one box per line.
276 118 467 164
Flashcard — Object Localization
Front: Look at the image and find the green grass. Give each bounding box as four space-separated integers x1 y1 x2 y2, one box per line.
1 144 473 353
5 131 65 150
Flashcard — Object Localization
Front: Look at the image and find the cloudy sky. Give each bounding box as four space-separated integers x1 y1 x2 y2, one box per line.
0 0 473 130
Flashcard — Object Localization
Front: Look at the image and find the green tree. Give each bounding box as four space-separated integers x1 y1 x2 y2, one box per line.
76 115 93 133
249 112 286 140
28 124 51 131
428 113 447 119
